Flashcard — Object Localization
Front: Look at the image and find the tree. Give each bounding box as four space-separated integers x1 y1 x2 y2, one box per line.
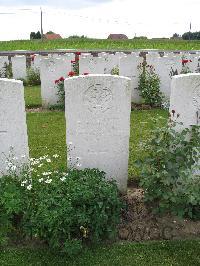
35 31 41 39
30 31 42 40
182 31 200 40
30 32 36 40
171 33 181 39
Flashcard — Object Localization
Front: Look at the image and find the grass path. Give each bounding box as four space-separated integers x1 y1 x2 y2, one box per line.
24 85 42 108
1 240 200 265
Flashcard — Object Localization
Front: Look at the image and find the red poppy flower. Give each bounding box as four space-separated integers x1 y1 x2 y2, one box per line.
59 77 64 81
68 71 75 77
75 52 81 56
55 79 59 84
182 59 191 64
71 60 76 63
31 54 36 61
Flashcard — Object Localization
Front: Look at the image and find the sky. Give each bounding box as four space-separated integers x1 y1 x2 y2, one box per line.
0 0 199 41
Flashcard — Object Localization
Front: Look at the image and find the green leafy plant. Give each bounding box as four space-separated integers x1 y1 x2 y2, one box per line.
136 117 200 220
111 66 119 75
71 52 81 75
23 67 41 86
138 63 163 107
0 155 122 255
0 62 13 78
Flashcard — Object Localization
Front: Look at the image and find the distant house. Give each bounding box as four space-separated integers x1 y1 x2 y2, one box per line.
44 33 62 40
108 34 128 40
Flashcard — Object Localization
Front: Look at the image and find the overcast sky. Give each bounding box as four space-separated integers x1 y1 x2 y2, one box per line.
0 0 199 41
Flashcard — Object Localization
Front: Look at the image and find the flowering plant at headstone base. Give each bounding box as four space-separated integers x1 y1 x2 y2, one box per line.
135 113 200 220
55 71 90 109
71 52 81 75
169 66 179 78
138 62 163 107
0 150 122 255
31 54 36 62
54 76 65 109
181 57 192 74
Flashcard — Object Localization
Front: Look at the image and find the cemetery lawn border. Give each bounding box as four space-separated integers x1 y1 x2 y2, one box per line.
24 85 42 108
1 240 200 265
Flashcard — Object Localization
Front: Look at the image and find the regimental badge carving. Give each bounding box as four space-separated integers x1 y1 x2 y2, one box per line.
193 85 200 110
83 84 113 113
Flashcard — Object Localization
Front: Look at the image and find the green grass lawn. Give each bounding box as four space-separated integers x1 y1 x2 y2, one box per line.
26 109 168 178
1 240 200 266
1 38 200 51
24 85 42 108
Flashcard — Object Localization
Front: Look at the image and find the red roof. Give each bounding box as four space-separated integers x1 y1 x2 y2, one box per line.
108 34 128 40
44 34 62 40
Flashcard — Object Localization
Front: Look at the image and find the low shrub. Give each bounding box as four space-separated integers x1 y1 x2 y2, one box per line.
138 63 163 107
0 62 12 78
0 156 122 255
136 119 200 220
23 67 41 86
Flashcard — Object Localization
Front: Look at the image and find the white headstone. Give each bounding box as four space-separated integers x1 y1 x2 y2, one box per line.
31 54 42 71
0 78 29 175
103 54 120 74
79 56 105 75
170 73 200 129
65 74 131 193
59 54 74 74
11 55 27 80
170 73 200 175
40 57 68 107
154 56 182 98
119 54 143 103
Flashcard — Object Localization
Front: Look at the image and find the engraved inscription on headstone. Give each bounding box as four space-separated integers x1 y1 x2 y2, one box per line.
83 84 113 113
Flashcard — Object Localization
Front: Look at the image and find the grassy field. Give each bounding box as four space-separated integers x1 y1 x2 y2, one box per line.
1 240 200 266
1 38 200 51
24 85 42 108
